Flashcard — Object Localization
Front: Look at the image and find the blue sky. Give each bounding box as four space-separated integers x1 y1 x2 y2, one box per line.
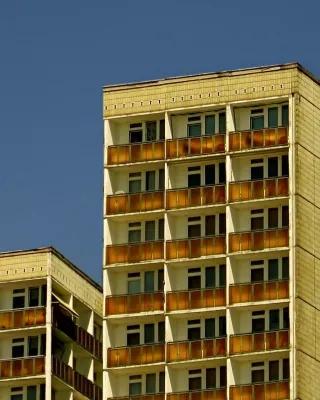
0 0 319 283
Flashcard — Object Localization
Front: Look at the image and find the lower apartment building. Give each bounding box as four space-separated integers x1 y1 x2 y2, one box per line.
103 63 320 400
0 247 103 400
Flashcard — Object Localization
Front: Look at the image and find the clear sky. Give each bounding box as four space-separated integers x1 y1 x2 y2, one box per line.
0 0 319 283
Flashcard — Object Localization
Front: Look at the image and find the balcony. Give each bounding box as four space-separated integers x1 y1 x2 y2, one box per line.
107 343 165 367
229 280 289 304
166 236 226 260
229 127 288 152
229 228 289 253
229 380 289 400
105 292 164 315
107 141 165 165
106 191 164 215
166 135 225 159
0 356 45 379
167 338 226 362
108 395 165 400
106 241 164 264
0 307 46 330
229 329 289 355
167 388 227 400
229 177 289 203
166 185 226 210
166 288 226 311
52 357 102 400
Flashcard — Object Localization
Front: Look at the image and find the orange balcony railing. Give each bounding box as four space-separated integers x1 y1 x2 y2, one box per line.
106 191 164 215
229 380 289 400
108 343 165 367
229 177 289 202
229 228 289 253
105 292 164 315
167 388 227 400
229 329 289 355
166 185 226 210
166 135 225 159
106 241 164 264
0 356 45 379
167 338 226 362
107 141 165 165
166 288 226 311
0 307 46 330
229 280 289 304
108 395 165 400
229 127 288 152
166 236 226 260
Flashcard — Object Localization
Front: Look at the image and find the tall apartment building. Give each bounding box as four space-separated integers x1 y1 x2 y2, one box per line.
103 63 320 400
0 247 103 400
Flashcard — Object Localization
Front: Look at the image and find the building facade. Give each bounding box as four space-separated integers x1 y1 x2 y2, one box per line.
103 63 320 400
0 247 103 400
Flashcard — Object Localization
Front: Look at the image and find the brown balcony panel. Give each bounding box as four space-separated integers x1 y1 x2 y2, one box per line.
108 343 165 367
167 338 226 362
0 356 45 379
0 307 46 330
230 329 289 355
229 127 288 152
166 185 225 209
166 236 226 260
52 356 74 386
229 177 289 202
229 228 289 253
106 241 164 264
229 280 289 304
166 288 226 311
107 142 165 165
166 135 225 159
230 381 289 400
105 292 164 315
109 395 165 400
106 191 164 214
167 388 227 400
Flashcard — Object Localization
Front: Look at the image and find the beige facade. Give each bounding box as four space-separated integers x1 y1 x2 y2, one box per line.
103 63 320 400
0 247 103 400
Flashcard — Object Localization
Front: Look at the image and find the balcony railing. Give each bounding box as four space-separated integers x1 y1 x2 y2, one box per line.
107 343 165 367
167 338 226 362
52 357 102 400
229 329 289 355
107 141 165 165
167 388 227 400
166 135 225 159
0 356 45 379
0 307 46 330
229 228 289 253
106 191 164 215
229 280 289 304
229 127 288 152
166 236 226 260
106 241 164 264
229 177 289 202
166 288 226 311
108 395 165 400
229 380 289 400
105 292 164 315
167 185 226 210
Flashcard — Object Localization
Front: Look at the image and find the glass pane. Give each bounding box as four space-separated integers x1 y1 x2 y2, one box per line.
268 107 278 128
268 259 279 281
282 206 289 227
144 324 155 343
205 318 215 338
40 384 45 400
146 373 156 393
127 332 140 346
219 162 226 184
269 360 279 381
283 358 289 379
144 271 154 293
282 257 289 279
146 171 156 191
252 318 265 333
205 115 215 135
269 309 280 330
28 288 39 307
188 173 201 188
13 296 25 309
251 216 264 230
219 112 226 133
251 166 264 180
220 366 227 387
158 219 164 240
205 165 215 185
11 396 23 400
40 334 46 355
41 285 47 306
157 269 164 291
145 221 155 241
219 264 226 287
251 268 264 282
188 224 201 238
129 179 141 194
252 369 265 383
128 279 141 294
28 336 39 356
206 368 216 388
146 121 157 141
129 130 143 143
282 155 289 176
188 123 201 137
129 382 142 396
219 214 226 235
158 321 165 343
159 371 165 393
128 229 141 243
188 327 201 341
268 208 278 228
205 215 215 236
27 386 37 400
12 344 24 358
159 119 165 140
189 376 201 391
158 169 165 190
283 307 289 329
268 157 278 178
282 105 289 127
205 267 215 288
188 275 201 290
251 115 264 130
219 316 226 336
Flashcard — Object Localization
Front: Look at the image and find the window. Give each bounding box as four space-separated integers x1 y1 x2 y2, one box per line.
159 371 165 392
219 162 226 184
28 336 39 356
269 360 279 381
205 267 215 288
129 173 142 194
268 259 279 281
268 157 278 177
219 213 226 235
205 165 215 185
128 272 141 294
145 221 155 241
40 384 45 400
157 269 164 291
282 205 289 227
206 368 216 389
188 268 201 290
128 222 141 243
146 373 156 393
282 105 289 127
144 271 154 293
269 309 280 330
28 288 39 307
251 209 264 230
251 362 265 383
205 318 215 338
27 386 37 400
282 155 289 176
12 338 24 358
283 358 289 379
251 159 264 180
219 264 226 287
159 169 165 190
251 267 264 282
188 217 201 238
268 107 278 128
13 289 25 309
188 116 201 137
129 375 142 396
41 285 47 306
11 387 23 400
146 121 157 141
205 115 215 135
205 215 215 236
219 112 226 134
268 208 278 228
189 369 202 391
188 320 201 340
188 166 201 187
127 325 140 346
252 311 265 333
250 109 264 130
219 316 226 337
159 119 165 140
283 307 289 329
282 257 289 279
158 218 164 240
158 321 165 343
146 171 155 191
129 123 143 143
220 366 227 387
144 324 155 344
